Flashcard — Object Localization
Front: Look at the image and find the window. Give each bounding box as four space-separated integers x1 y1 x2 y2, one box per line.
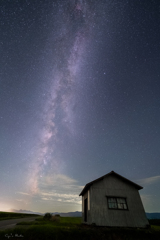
107 197 128 210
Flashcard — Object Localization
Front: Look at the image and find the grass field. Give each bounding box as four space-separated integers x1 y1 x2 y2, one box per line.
0 211 40 221
17 216 81 227
0 215 160 240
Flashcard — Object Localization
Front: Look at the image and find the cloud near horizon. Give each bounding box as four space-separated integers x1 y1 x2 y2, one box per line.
17 192 31 196
136 175 160 212
38 174 83 205
136 175 160 186
17 174 83 206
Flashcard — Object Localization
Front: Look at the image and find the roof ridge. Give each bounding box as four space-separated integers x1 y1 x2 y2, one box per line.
79 171 143 196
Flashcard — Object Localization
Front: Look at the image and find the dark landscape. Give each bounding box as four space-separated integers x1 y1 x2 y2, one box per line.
0 211 160 240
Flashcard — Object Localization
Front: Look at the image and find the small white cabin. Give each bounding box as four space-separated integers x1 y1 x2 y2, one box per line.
79 171 149 228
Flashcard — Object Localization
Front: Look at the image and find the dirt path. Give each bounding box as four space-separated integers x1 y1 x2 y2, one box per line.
0 217 37 230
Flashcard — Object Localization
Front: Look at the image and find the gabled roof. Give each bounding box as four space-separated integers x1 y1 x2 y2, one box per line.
79 171 143 196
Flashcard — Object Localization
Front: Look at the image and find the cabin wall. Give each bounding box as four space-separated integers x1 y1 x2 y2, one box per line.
89 175 149 228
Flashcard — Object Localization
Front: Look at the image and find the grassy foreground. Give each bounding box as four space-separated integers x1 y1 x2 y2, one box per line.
0 216 160 240
0 211 40 221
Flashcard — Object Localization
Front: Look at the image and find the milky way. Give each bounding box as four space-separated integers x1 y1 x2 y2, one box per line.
29 0 95 193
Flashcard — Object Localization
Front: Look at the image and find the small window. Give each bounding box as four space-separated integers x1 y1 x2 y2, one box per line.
107 197 128 210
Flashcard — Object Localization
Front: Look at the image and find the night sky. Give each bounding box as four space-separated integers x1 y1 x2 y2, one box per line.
0 0 160 213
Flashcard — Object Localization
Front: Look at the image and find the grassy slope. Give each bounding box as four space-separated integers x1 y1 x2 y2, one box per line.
0 217 160 240
0 211 40 221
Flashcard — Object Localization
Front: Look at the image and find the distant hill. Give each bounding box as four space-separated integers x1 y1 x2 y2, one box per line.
146 213 160 219
10 209 82 217
10 210 160 219
10 209 43 215
51 211 82 217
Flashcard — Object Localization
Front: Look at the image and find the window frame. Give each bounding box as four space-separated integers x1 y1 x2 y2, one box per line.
106 196 128 210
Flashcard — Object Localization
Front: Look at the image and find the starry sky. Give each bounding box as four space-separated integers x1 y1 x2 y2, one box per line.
0 0 160 214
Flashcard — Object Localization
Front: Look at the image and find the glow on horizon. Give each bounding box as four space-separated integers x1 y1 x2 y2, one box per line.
0 204 12 212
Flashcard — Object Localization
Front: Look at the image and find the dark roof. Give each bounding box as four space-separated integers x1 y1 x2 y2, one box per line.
79 171 143 196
